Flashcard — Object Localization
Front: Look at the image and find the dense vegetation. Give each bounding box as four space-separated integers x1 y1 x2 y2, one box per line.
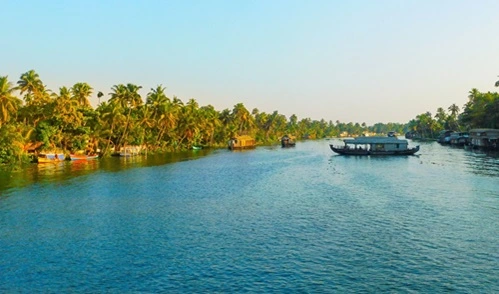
406 88 499 139
1 70 403 166
1 70 498 166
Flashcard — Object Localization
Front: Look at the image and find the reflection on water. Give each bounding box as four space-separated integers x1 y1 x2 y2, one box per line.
0 149 215 194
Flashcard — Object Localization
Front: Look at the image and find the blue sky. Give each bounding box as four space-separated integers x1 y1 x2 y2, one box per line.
3 0 499 125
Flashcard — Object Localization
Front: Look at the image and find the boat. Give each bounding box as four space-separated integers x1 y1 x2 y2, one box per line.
192 145 203 150
119 145 142 156
281 135 296 147
37 153 66 163
437 130 454 144
449 132 469 147
228 135 256 150
330 136 420 155
468 128 499 150
69 154 99 160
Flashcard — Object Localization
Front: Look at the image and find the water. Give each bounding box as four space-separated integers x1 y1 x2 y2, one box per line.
1 140 498 292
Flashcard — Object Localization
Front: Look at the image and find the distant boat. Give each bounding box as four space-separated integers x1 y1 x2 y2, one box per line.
37 153 66 163
228 135 256 150
120 145 142 156
192 145 203 150
437 130 454 144
449 132 469 147
69 154 99 161
281 135 296 147
468 128 499 150
330 136 420 155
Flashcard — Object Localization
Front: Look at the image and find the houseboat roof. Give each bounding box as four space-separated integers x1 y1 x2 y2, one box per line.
231 135 254 140
343 136 408 145
469 128 499 139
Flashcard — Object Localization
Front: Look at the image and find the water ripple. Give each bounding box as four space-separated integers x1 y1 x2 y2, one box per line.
0 141 498 292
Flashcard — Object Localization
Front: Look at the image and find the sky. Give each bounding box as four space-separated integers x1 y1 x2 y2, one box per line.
2 0 499 125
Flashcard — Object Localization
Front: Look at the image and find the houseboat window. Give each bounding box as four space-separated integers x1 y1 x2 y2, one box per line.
396 144 399 148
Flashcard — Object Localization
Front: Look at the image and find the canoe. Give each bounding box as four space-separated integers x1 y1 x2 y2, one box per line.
38 153 66 163
69 154 99 160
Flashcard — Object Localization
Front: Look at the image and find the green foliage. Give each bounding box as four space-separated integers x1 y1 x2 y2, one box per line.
3 69 498 166
0 124 30 165
35 121 58 150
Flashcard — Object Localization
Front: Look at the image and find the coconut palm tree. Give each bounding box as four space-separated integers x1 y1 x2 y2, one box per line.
17 70 44 105
97 100 126 154
71 82 93 107
447 103 460 130
231 103 255 135
109 83 143 147
146 85 169 120
0 76 22 127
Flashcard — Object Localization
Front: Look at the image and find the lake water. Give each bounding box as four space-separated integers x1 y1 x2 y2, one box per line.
1 139 498 292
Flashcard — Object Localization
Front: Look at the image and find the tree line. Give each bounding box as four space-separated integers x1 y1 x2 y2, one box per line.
1 70 402 166
406 86 499 139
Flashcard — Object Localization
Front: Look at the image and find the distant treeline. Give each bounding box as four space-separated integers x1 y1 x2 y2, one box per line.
1 70 496 166
406 87 499 139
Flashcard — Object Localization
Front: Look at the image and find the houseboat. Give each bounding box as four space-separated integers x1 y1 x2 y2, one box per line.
437 130 454 144
449 132 469 147
468 129 499 150
228 135 256 150
281 135 296 147
330 136 420 155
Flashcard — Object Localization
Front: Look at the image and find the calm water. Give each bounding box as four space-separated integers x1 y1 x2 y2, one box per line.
1 140 498 292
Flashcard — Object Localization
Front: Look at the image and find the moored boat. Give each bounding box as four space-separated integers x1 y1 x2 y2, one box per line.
228 135 256 150
330 136 420 156
468 128 499 150
281 135 296 147
437 130 454 144
449 132 469 147
69 154 99 160
37 153 66 163
119 145 142 156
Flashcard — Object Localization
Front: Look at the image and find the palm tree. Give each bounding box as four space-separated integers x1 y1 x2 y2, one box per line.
146 85 169 120
175 98 201 148
98 100 126 154
17 70 44 105
0 76 22 127
109 83 143 147
447 103 460 130
434 107 447 130
71 82 93 107
231 103 255 135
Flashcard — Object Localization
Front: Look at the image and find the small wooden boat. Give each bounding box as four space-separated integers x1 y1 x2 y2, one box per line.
330 137 420 156
69 154 99 161
37 153 66 163
228 135 256 150
119 145 142 156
